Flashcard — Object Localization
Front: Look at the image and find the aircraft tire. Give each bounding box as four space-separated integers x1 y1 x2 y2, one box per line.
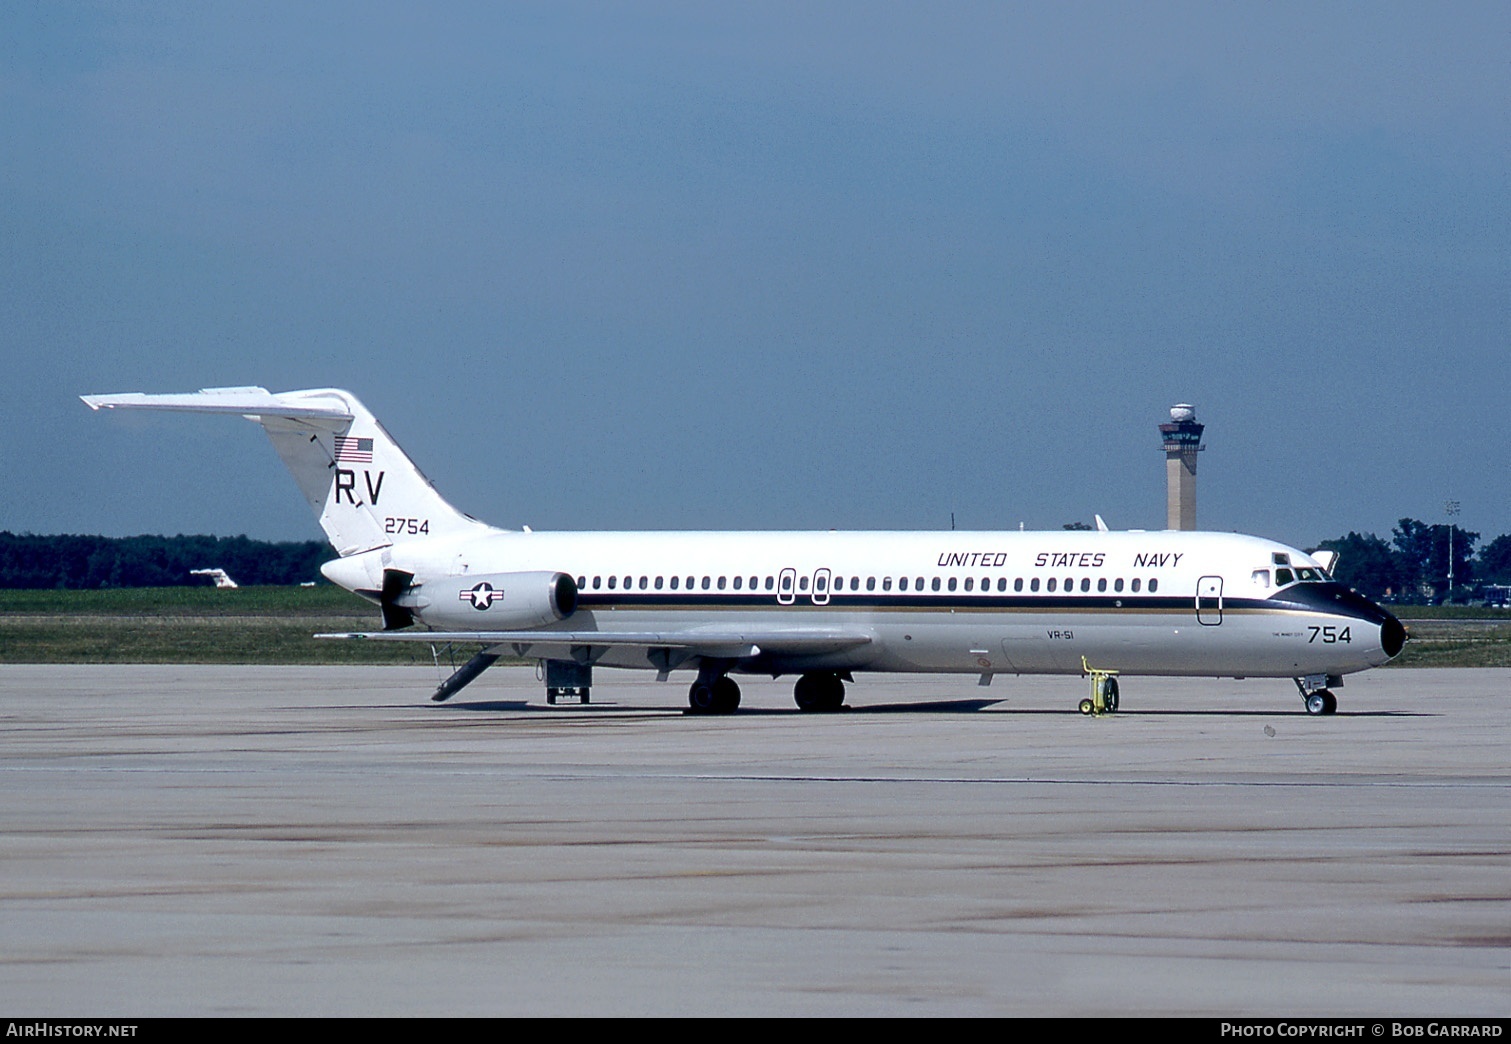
1305 691 1329 715
712 677 741 713
688 681 718 714
794 672 844 712
1321 690 1337 714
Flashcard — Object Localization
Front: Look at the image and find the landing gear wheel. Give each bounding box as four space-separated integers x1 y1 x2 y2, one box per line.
711 677 741 713
688 681 717 714
689 678 740 714
1304 690 1337 715
1079 698 1094 715
794 672 845 712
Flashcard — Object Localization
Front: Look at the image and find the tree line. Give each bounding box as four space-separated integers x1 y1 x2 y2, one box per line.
1316 519 1511 604
0 533 331 589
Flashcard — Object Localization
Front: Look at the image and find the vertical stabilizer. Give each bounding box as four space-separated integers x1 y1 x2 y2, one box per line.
82 386 492 556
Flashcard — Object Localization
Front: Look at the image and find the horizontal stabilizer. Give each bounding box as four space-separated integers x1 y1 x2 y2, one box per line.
82 386 355 424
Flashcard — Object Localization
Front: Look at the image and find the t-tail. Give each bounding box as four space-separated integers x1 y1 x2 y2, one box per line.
81 386 493 558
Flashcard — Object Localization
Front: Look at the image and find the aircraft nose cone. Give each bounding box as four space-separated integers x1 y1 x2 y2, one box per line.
1380 611 1406 659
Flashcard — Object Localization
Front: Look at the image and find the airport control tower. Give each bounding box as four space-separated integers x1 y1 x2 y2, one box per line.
1160 404 1204 531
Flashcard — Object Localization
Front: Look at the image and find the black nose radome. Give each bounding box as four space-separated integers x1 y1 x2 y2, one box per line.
1381 613 1406 659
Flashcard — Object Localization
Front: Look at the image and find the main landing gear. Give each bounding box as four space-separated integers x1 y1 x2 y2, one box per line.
687 669 847 714
687 674 741 714
793 671 845 712
1295 676 1338 715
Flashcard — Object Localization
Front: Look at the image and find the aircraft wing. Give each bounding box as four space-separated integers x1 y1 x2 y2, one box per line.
316 628 873 660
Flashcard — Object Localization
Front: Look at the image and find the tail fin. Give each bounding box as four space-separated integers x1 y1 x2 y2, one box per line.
82 386 491 556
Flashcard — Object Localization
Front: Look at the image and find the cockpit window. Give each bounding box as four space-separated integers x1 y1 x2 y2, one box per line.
1275 567 1294 586
1295 567 1322 582
1251 569 1270 588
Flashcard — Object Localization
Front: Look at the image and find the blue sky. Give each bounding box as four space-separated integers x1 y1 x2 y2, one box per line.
4 2 1506 549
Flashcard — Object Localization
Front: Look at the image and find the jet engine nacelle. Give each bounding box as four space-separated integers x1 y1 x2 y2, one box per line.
418 570 578 629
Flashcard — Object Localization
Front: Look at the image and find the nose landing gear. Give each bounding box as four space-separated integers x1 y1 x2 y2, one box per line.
1295 675 1339 715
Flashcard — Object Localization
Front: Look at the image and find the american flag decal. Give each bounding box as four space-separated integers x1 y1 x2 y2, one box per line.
334 436 374 463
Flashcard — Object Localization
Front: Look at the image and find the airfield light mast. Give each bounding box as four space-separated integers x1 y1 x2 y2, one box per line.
1160 404 1205 531
1445 499 1460 600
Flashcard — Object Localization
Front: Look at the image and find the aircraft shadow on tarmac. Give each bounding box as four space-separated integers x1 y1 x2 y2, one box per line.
435 699 1425 717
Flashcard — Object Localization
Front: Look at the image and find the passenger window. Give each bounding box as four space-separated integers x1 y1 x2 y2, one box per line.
592 576 602 589
866 577 876 591
947 578 958 591
998 578 1007 592
577 575 585 588
1131 578 1141 592
815 575 825 592
639 576 648 589
898 577 908 591
931 577 941 591
964 577 974 592
608 576 617 589
1030 577 1040 592
780 575 792 591
766 576 774 590
1114 578 1124 592
717 576 726 590
1080 578 1090 592
702 576 711 590
1149 578 1158 593
670 576 679 590
1015 578 1023 592
799 576 809 591
1047 578 1057 592
655 576 663 589
833 576 843 590
883 577 893 591
733 576 742 590
1097 578 1107 592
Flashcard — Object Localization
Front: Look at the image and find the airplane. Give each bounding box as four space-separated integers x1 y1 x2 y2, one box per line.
82 386 1406 715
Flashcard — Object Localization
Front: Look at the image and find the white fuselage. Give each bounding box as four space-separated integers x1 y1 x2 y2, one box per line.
343 527 1399 680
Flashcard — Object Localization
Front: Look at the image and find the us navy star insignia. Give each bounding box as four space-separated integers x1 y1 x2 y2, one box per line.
461 582 503 610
